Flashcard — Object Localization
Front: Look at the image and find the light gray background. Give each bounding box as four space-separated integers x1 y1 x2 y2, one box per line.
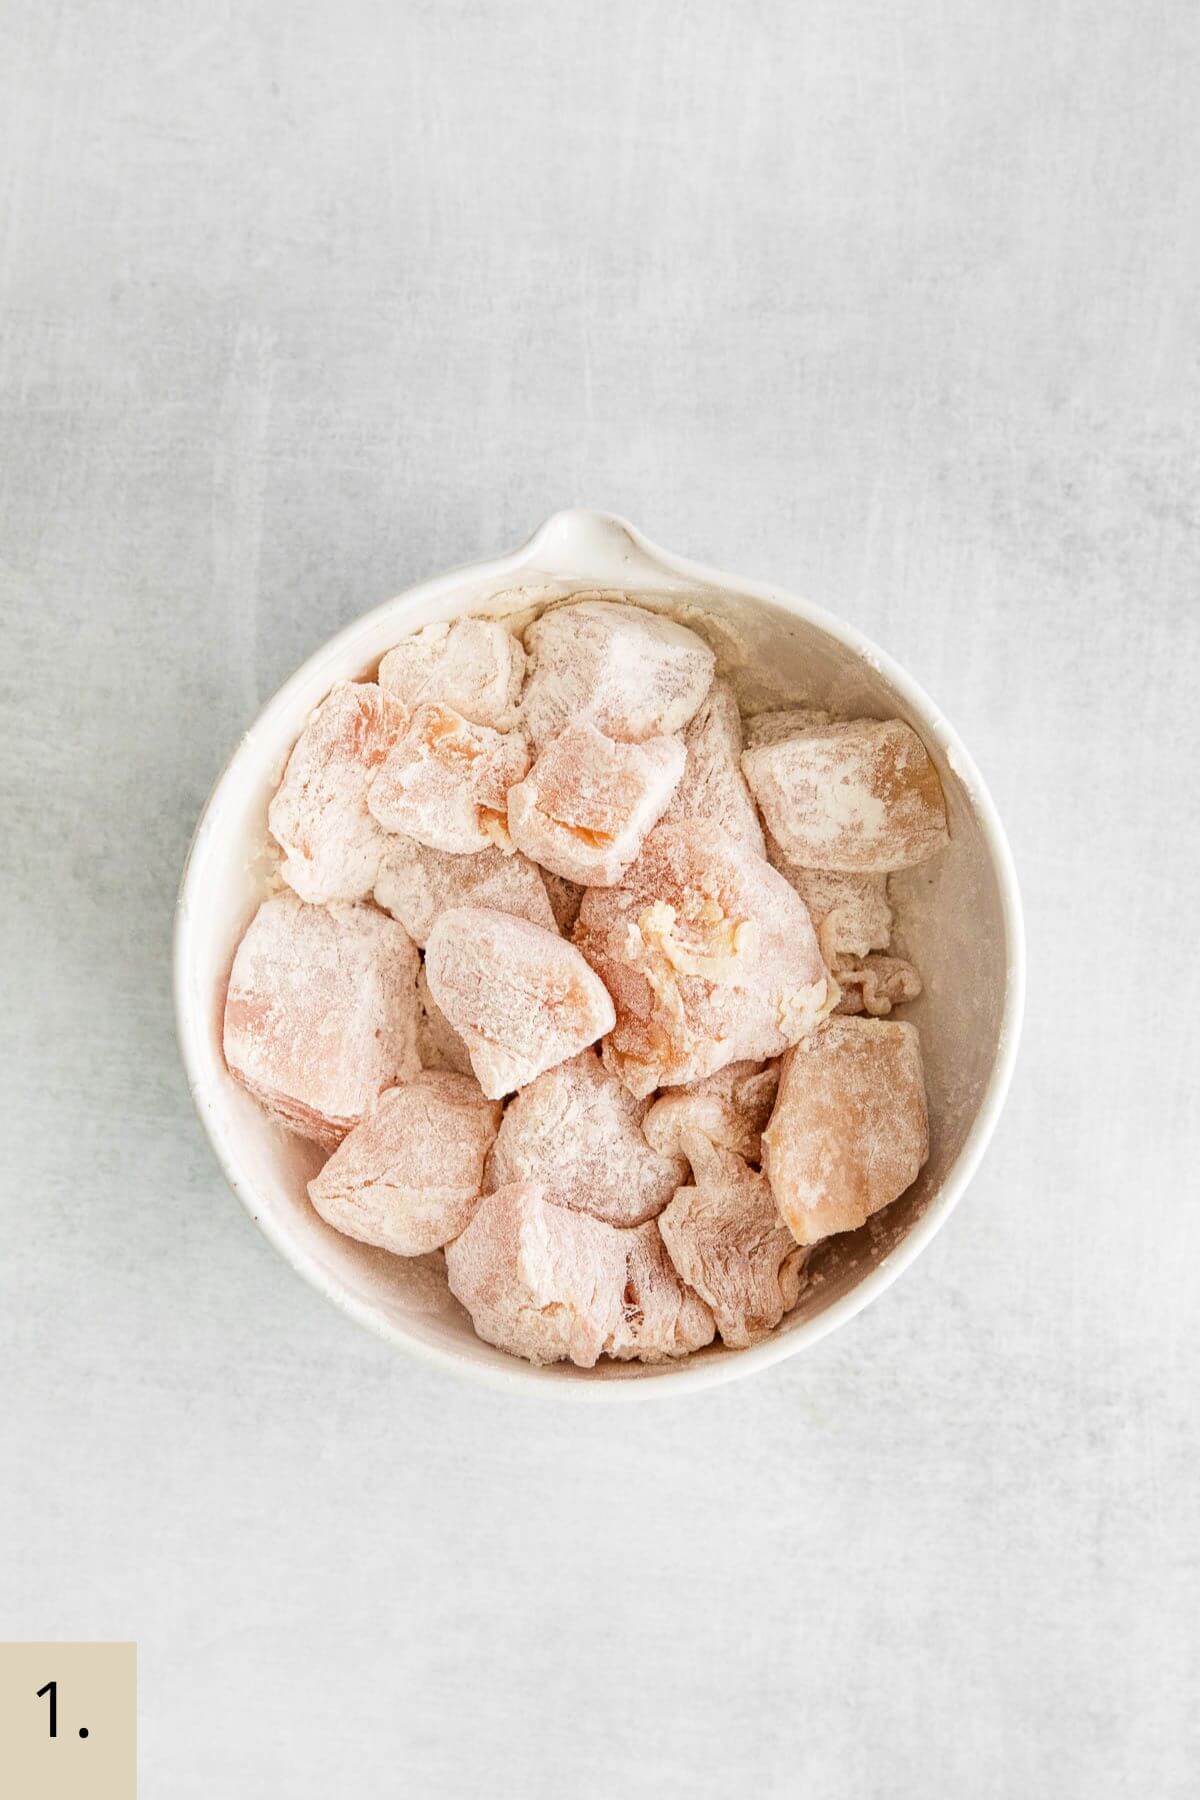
2 2 1197 1795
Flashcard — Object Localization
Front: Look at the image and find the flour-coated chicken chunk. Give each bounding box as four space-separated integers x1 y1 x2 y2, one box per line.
574 822 834 1097
662 679 765 854
508 722 684 887
308 1072 501 1254
268 682 406 902
223 893 419 1147
445 1183 627 1367
742 717 948 873
658 1132 807 1348
762 1017 929 1244
378 617 526 728
425 906 615 1099
487 1050 686 1227
368 704 530 854
374 835 555 946
521 599 714 749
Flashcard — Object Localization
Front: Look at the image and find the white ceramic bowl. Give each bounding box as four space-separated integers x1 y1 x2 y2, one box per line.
175 509 1024 1399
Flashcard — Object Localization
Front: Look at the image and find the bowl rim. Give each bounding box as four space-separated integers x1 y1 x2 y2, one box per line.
174 508 1026 1401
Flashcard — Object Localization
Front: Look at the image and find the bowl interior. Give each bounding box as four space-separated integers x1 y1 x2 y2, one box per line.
176 513 1018 1394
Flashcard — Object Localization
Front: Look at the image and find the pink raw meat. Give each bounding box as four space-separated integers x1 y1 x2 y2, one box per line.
658 1132 808 1349
308 1072 501 1255
507 722 685 886
605 1221 716 1363
377 617 526 728
521 599 715 748
268 682 407 903
445 1183 627 1367
223 893 420 1147
368 703 531 854
742 717 949 873
574 821 835 1097
762 1017 929 1245
487 1049 687 1227
642 1059 781 1165
374 834 555 946
661 679 765 854
424 906 615 1099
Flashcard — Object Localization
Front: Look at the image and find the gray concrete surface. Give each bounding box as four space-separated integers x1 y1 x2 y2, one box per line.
2 2 1198 1794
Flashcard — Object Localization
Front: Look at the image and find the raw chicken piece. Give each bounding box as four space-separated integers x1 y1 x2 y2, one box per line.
643 1060 780 1165
268 681 407 902
742 717 949 873
223 893 419 1147
367 703 531 854
541 870 586 934
307 1072 501 1255
762 1017 929 1245
445 1183 627 1368
377 617 526 728
374 835 555 947
764 834 893 962
521 599 715 749
658 1132 808 1348
415 965 474 1077
424 906 615 1099
487 1049 687 1227
605 1221 716 1362
742 706 831 749
574 822 835 1098
507 723 685 887
832 953 922 1017
661 678 765 854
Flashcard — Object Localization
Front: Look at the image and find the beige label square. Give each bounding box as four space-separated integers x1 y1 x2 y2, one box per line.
0 1643 136 1799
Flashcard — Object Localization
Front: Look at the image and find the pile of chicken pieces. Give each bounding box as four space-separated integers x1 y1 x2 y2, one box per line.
223 597 947 1367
